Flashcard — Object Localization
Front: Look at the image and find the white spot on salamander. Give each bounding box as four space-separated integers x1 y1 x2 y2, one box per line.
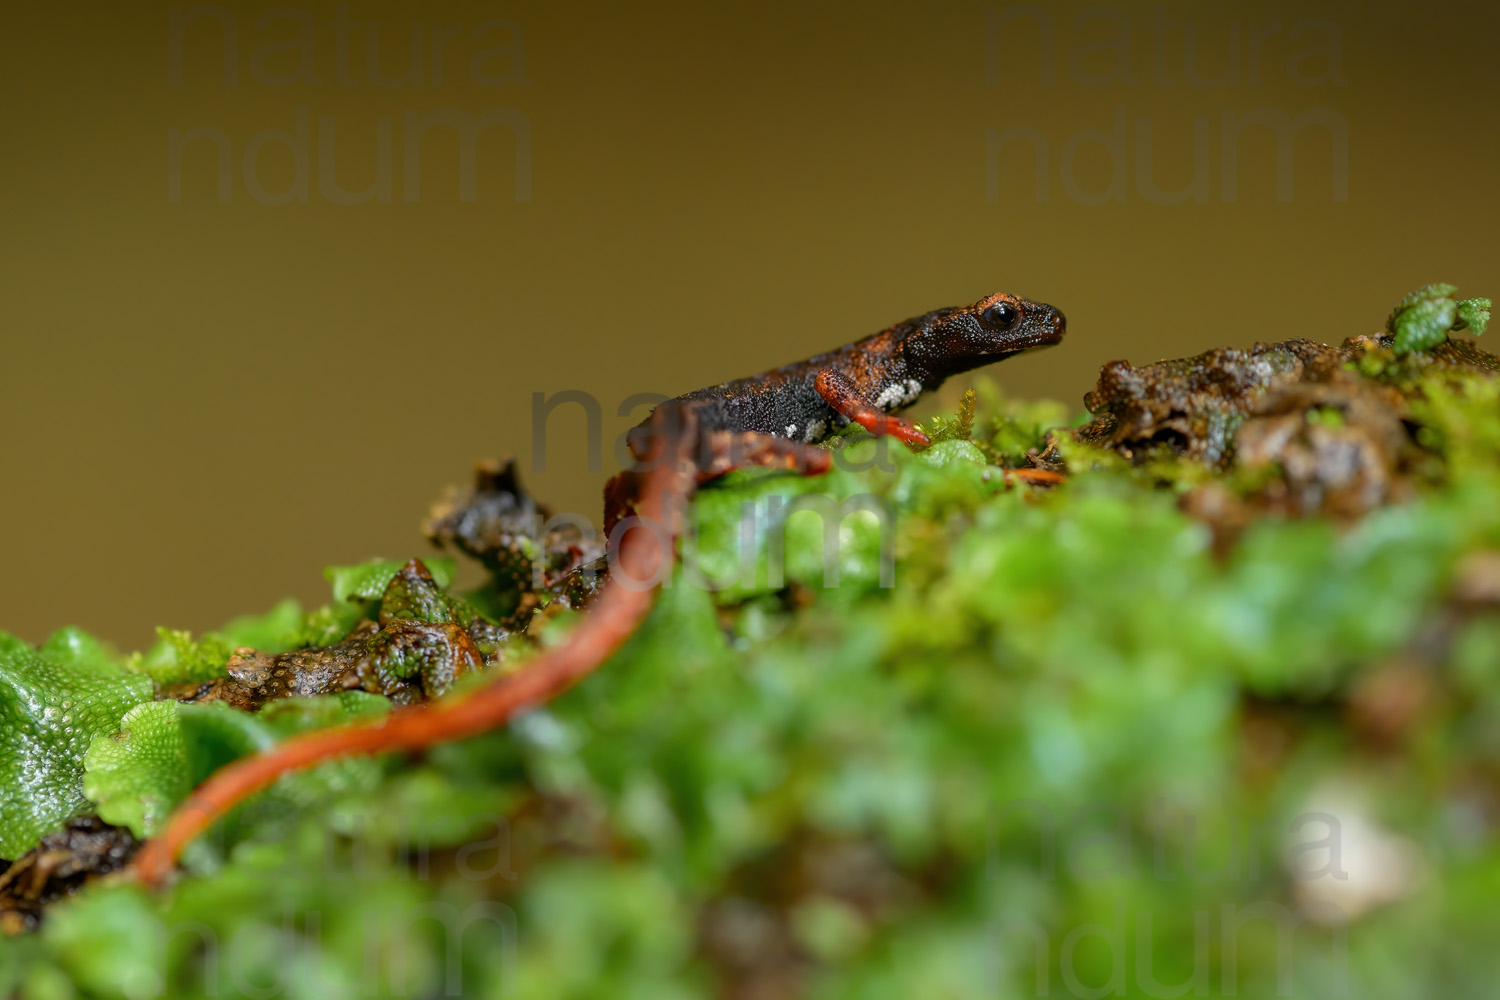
802 419 827 442
786 424 799 438
873 378 924 411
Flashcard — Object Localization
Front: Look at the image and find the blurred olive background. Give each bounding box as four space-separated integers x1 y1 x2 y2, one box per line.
1 0 1495 649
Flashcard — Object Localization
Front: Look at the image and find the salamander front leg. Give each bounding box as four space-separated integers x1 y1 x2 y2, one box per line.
814 369 930 447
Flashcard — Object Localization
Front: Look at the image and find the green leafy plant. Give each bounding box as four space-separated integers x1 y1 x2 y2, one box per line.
0 632 153 858
1387 281 1491 354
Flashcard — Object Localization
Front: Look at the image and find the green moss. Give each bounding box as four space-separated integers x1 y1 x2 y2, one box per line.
324 556 456 604
81 702 187 838
1388 282 1491 354
126 627 236 686
0 632 153 859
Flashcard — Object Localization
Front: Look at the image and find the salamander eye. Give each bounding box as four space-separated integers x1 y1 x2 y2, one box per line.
982 302 1018 328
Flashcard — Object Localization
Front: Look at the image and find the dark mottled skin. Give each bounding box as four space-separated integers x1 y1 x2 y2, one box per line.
660 292 1066 444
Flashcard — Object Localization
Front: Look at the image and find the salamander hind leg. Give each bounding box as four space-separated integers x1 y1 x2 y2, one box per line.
814 369 930 447
607 403 831 535
627 401 831 483
697 430 832 482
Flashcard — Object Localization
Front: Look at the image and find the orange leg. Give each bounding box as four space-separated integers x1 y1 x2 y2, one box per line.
813 369 930 447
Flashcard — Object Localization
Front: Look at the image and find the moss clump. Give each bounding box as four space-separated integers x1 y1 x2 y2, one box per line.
1386 282 1489 355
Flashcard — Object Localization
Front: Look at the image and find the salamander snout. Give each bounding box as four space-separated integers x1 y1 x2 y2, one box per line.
1047 306 1066 337
1005 299 1066 352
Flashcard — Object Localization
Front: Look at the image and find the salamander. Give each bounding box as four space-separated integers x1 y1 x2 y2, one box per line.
133 291 1066 886
605 292 1067 529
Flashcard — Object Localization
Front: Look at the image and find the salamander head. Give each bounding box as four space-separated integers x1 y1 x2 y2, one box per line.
902 292 1066 379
